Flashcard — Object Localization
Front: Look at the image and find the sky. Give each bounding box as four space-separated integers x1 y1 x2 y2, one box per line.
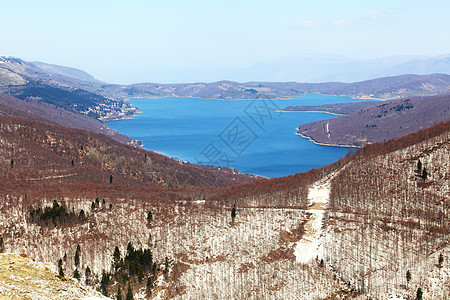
0 0 449 83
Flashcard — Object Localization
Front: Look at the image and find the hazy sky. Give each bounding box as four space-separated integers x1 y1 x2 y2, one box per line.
1 0 449 83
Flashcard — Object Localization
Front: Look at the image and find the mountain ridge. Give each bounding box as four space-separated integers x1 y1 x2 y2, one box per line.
297 94 450 147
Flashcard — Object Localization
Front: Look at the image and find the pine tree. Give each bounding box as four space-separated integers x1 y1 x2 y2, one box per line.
100 270 110 296
74 250 80 267
147 211 153 222
231 206 236 225
416 287 423 300
113 246 121 270
164 256 170 272
73 268 80 280
58 258 64 277
85 266 91 284
438 253 444 267
406 270 411 287
110 175 113 184
126 282 133 300
422 168 428 180
417 159 422 173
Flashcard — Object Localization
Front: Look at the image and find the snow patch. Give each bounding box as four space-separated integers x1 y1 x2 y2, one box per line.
294 179 330 263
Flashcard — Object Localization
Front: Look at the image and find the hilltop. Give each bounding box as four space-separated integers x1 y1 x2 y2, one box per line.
297 94 450 147
0 253 108 300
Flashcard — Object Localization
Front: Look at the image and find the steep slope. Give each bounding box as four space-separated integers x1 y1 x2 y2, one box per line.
0 121 447 299
31 61 101 83
325 121 449 299
297 94 450 147
0 93 137 145
0 56 138 121
0 253 108 300
0 114 256 189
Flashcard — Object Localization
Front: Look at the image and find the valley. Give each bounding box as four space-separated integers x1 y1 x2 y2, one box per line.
0 56 448 299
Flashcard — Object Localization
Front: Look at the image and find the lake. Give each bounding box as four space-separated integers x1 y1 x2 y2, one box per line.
106 94 371 178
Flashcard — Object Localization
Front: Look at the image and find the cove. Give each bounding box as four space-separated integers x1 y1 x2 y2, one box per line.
106 94 372 178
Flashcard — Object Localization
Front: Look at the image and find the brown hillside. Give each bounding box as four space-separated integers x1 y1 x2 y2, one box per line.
297 94 450 147
0 114 256 189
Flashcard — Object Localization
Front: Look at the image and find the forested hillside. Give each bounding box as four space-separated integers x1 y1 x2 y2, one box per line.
298 94 450 147
0 114 257 189
325 121 449 299
0 120 447 299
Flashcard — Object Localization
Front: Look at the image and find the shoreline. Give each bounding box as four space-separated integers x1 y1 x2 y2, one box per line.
123 95 297 102
296 131 359 148
101 108 143 122
277 110 345 116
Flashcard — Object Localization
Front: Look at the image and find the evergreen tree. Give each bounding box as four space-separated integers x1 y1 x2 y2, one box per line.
74 250 80 267
406 270 411 286
71 159 74 167
416 287 423 300
110 175 113 184
422 168 428 180
147 211 153 223
73 268 80 280
231 206 236 225
116 286 123 300
127 242 134 256
126 282 133 300
417 159 422 173
85 266 91 284
113 246 121 270
58 258 64 277
164 256 170 272
438 253 444 267
100 270 110 296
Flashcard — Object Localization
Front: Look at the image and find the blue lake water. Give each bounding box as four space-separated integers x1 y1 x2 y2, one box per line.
106 94 373 178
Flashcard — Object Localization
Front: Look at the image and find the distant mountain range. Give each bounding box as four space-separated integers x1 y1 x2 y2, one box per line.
3 56 450 105
114 54 450 83
234 54 450 83
111 73 450 101
1 55 449 150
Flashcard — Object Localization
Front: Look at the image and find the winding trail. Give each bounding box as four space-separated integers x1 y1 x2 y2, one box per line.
294 175 333 263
